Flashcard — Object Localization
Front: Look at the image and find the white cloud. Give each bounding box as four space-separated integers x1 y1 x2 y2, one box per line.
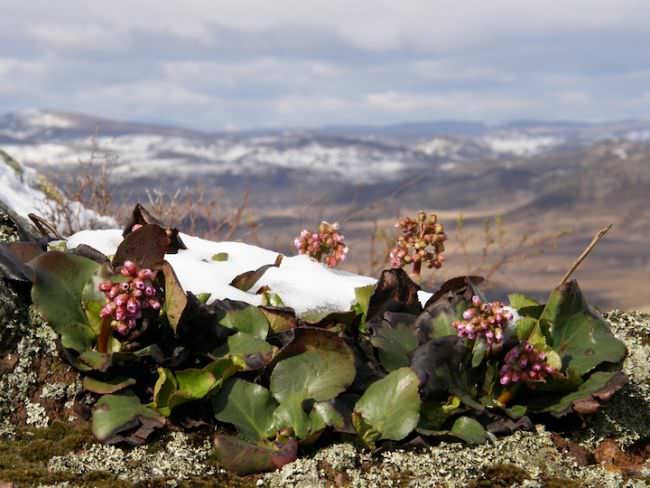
365 91 539 118
76 81 212 107
4 0 649 51
1 0 650 128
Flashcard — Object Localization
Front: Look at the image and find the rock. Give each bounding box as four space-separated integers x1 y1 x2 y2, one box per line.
550 432 596 466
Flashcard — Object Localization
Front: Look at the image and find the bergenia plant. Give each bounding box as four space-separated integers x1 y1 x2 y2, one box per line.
294 221 348 267
2 203 626 477
390 210 446 276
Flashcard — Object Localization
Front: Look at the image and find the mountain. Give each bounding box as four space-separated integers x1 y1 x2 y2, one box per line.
2 109 650 207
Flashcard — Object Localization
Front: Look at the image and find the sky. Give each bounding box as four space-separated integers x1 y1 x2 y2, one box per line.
1 0 650 130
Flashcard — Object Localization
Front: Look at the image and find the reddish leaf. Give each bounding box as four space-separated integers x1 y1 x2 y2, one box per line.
230 254 283 292
161 261 187 333
122 203 186 252
424 276 485 308
5 241 44 263
112 224 170 269
366 269 422 324
213 435 298 475
260 306 299 333
572 371 628 414
273 327 353 365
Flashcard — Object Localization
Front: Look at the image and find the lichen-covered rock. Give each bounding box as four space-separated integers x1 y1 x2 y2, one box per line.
569 311 650 448
0 204 39 243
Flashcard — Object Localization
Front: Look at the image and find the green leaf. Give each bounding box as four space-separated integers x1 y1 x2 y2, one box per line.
270 349 355 403
537 371 627 416
30 251 100 331
449 416 488 444
59 322 96 353
77 350 112 371
508 293 544 319
153 358 241 416
83 376 136 394
81 265 115 335
354 367 421 441
219 306 269 339
471 340 487 368
506 405 527 419
309 401 344 432
195 292 211 304
418 397 460 431
92 391 165 445
261 291 285 308
540 281 627 376
352 284 375 326
212 252 229 262
508 293 540 309
371 317 418 371
152 368 177 416
271 395 311 439
226 332 274 356
212 379 277 441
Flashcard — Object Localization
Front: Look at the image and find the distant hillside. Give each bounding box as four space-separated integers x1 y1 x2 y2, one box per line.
2 109 650 209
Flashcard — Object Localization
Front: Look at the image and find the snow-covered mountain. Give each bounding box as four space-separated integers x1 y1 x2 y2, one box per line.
1 110 650 204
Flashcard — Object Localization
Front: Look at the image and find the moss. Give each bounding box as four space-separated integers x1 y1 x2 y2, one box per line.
11 420 96 462
0 421 118 486
468 463 529 487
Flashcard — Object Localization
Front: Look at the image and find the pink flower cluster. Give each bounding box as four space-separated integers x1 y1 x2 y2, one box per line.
294 221 348 267
389 211 446 274
499 342 557 386
453 296 513 349
98 260 160 335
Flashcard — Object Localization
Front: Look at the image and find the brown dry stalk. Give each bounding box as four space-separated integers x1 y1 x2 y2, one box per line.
559 224 613 285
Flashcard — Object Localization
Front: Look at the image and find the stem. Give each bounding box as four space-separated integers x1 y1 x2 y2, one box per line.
412 260 422 277
496 389 513 406
559 224 613 285
97 316 111 353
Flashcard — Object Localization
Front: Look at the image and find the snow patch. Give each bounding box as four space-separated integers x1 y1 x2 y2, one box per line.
66 229 433 316
482 135 562 157
0 150 116 232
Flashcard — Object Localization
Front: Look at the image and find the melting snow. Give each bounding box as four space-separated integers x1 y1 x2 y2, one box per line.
67 229 433 316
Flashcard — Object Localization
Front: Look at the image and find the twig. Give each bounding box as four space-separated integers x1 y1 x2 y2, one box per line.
559 224 613 285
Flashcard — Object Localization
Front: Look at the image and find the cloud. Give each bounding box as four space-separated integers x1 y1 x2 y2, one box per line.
1 0 649 128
